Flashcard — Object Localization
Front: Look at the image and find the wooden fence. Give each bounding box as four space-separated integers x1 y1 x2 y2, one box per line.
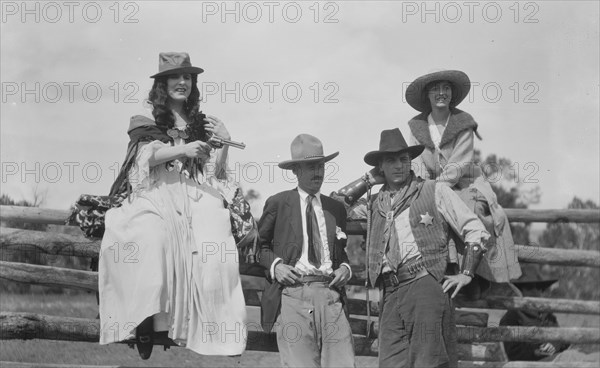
1 205 599 367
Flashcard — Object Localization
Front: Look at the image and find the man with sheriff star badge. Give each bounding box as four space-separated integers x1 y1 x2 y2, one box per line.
337 128 490 368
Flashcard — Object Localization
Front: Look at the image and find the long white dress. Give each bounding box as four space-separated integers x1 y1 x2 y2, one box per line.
98 129 247 356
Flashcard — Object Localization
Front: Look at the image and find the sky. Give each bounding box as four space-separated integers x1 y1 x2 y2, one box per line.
1 0 599 215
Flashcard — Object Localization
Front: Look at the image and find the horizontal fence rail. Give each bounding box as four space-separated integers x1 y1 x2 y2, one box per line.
1 206 73 225
457 362 600 368
4 361 594 368
345 210 600 234
2 261 599 317
0 363 120 368
2 206 599 226
0 227 99 258
499 209 600 224
2 313 599 352
3 360 593 368
3 228 599 270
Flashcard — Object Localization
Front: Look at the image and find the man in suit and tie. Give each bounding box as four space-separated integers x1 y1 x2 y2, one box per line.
258 134 355 367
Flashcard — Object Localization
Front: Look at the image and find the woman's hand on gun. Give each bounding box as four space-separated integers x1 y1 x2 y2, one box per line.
182 141 211 161
204 115 231 140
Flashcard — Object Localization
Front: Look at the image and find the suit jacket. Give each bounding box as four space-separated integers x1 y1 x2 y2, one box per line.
257 188 350 333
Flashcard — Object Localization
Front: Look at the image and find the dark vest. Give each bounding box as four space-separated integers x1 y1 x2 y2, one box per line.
367 180 449 286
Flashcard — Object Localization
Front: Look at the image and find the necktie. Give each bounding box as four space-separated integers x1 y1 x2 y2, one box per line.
306 194 322 268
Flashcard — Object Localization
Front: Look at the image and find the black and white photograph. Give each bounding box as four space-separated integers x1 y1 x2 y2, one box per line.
1 1 599 367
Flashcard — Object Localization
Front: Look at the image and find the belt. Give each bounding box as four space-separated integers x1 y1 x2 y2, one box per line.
380 259 429 289
297 275 333 284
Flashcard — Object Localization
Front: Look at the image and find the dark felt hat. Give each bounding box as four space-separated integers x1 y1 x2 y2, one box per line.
405 70 470 112
512 264 558 290
150 52 204 78
364 128 424 166
278 134 339 170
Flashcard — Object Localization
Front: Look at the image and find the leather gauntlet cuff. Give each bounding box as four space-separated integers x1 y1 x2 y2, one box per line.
460 242 487 277
337 175 371 205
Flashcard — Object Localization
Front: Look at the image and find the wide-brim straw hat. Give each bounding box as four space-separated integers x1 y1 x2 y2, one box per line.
278 134 339 170
150 52 204 78
364 128 424 166
405 70 470 112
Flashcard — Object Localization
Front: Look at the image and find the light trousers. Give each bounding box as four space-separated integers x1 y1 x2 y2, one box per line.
275 282 356 368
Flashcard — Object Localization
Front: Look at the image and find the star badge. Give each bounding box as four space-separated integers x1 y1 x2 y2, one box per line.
420 212 434 226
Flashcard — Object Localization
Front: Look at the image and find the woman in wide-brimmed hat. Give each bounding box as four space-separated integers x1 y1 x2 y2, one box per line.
405 70 522 291
96 52 247 359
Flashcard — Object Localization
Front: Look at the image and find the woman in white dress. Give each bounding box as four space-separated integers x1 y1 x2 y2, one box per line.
98 52 247 359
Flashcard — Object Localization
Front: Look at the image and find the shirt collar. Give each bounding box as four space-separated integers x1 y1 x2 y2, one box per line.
297 187 321 205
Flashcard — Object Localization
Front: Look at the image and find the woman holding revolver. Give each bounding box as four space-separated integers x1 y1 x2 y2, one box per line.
98 52 246 359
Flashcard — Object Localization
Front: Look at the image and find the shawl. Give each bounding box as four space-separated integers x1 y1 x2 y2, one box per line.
109 115 172 196
408 108 479 151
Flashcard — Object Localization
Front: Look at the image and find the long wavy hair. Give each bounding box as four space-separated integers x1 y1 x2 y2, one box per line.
147 74 208 141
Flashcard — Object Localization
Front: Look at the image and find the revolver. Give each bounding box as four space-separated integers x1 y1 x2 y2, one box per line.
207 134 246 150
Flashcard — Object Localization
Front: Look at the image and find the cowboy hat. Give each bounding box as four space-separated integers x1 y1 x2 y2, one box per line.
512 264 558 290
150 52 204 78
364 128 424 166
405 70 470 112
278 134 339 170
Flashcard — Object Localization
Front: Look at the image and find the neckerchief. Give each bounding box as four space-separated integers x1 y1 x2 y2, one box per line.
376 173 420 270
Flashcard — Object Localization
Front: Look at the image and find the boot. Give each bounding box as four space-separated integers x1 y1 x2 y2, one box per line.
135 317 154 360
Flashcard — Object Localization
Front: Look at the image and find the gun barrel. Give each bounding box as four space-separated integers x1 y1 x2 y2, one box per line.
223 140 246 150
209 136 246 150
